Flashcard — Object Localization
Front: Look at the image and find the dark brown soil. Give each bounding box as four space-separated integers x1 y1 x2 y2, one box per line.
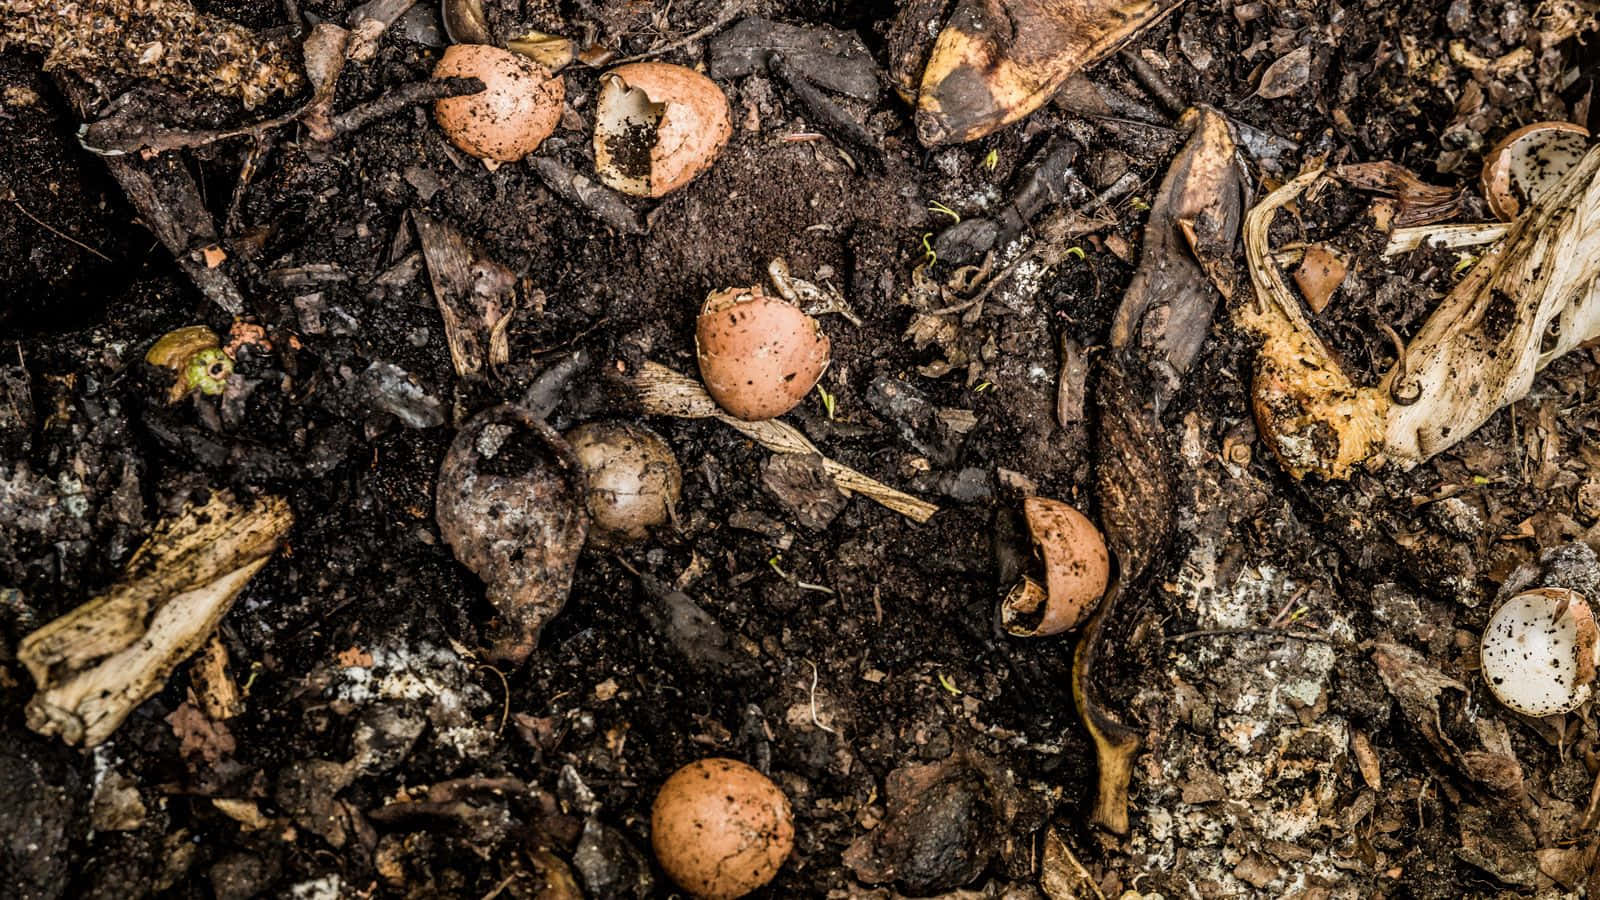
3 0 1600 897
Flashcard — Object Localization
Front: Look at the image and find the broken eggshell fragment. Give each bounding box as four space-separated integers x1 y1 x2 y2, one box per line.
1480 587 1600 717
436 405 587 665
1001 497 1109 636
1481 122 1591 221
594 62 731 197
564 421 682 547
432 44 564 164
696 285 831 421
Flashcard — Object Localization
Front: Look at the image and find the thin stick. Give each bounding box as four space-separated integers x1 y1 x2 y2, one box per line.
10 201 113 262
612 0 744 64
1166 626 1341 645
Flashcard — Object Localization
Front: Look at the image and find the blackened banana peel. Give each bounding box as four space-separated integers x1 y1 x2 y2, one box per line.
915 0 1186 145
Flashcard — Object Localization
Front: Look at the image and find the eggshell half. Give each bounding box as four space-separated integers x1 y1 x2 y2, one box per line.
1002 497 1110 636
433 44 564 163
696 286 830 421
1480 587 1600 717
564 421 682 545
651 758 793 899
594 62 731 197
1481 122 1591 221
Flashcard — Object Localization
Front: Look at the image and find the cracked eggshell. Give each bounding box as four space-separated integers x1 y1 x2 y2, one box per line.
1002 497 1109 636
652 758 793 899
696 285 830 421
1481 122 1591 221
594 62 731 197
564 421 682 546
433 44 564 163
1480 587 1600 717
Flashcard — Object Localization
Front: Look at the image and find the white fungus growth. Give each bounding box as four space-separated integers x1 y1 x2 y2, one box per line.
1479 587 1600 717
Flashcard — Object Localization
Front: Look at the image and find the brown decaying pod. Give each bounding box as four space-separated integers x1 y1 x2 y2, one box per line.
436 405 588 665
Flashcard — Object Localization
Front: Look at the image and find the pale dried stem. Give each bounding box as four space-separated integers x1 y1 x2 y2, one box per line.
17 492 292 746
632 362 939 523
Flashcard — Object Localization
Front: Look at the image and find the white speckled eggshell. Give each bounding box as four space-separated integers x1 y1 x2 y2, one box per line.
1480 588 1598 716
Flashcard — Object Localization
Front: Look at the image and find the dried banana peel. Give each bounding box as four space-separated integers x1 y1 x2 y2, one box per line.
1239 145 1600 479
18 492 291 746
914 0 1184 145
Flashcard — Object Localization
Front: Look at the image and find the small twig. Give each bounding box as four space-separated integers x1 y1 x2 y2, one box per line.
612 0 744 64
330 77 482 136
10 200 113 262
1119 49 1184 117
631 361 938 523
474 663 511 736
1166 626 1342 645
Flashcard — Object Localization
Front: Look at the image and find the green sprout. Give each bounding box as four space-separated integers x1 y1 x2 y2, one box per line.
816 383 837 420
184 348 233 396
937 672 962 695
974 380 994 393
982 149 999 172
1130 196 1151 212
1064 246 1085 261
1452 252 1479 275
928 199 961 223
920 232 937 267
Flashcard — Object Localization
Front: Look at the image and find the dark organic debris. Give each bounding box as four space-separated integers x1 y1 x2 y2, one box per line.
435 405 588 665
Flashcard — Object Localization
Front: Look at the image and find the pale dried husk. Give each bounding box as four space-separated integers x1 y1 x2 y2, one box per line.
1239 145 1600 479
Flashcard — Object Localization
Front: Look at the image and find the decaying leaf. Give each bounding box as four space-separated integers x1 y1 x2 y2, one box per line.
1292 244 1348 315
414 210 518 379
1239 145 1600 479
1335 160 1466 228
1110 106 1247 408
18 492 292 747
912 0 1184 145
1078 107 1245 835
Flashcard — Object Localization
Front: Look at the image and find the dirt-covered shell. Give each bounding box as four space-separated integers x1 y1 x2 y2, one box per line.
695 285 830 421
651 757 793 899
594 62 731 197
1479 587 1600 717
564 421 681 546
1001 497 1109 636
1481 122 1591 221
433 44 564 163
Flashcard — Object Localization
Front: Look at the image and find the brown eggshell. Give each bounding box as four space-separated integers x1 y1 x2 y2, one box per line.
696 286 831 421
652 758 794 899
433 44 564 163
1003 497 1109 636
564 421 682 546
1481 121 1590 220
594 62 731 197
